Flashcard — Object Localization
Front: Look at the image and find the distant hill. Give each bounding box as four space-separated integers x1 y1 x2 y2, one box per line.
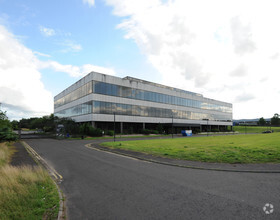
232 118 270 125
233 118 270 123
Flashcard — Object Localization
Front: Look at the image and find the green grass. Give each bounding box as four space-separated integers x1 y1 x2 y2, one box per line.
232 126 280 133
0 142 12 167
102 133 280 164
0 142 59 219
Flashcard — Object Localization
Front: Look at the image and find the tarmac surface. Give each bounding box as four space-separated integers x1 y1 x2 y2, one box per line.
24 138 280 220
10 142 38 167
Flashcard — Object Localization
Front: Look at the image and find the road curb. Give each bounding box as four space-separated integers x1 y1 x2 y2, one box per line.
21 141 66 220
86 143 280 173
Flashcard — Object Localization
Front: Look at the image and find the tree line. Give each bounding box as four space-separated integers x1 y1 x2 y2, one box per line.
0 111 105 141
258 113 280 126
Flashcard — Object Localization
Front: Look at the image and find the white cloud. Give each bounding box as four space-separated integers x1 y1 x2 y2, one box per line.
0 25 53 119
105 0 280 119
0 25 116 120
39 26 55 37
59 40 82 53
38 61 116 78
33 51 51 57
230 64 247 77
230 16 256 55
83 0 95 7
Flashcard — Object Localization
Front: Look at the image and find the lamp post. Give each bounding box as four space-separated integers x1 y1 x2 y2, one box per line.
171 114 174 139
202 119 209 136
206 119 209 136
113 112 116 142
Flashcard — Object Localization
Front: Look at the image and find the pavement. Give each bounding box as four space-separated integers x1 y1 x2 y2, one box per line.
24 138 280 220
10 142 38 167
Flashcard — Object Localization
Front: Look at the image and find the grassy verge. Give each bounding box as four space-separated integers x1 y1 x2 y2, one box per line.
0 142 59 219
232 126 280 133
102 133 280 164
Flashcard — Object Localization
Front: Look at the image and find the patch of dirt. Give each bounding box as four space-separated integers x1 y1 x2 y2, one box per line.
10 142 38 167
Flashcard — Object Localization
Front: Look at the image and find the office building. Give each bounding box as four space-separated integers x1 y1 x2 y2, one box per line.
54 72 232 133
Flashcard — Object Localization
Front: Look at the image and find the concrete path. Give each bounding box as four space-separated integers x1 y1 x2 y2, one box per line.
25 139 280 220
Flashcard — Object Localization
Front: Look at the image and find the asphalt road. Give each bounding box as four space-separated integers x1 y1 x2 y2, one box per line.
25 139 280 220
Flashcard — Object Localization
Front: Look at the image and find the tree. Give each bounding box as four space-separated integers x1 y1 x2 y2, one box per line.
11 120 19 130
0 110 17 141
271 113 280 126
258 117 266 126
0 110 8 120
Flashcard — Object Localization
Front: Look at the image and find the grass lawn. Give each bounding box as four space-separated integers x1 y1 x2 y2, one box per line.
232 126 280 133
0 142 59 219
102 133 280 164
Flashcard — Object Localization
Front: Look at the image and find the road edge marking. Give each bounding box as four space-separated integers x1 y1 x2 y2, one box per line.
85 143 141 161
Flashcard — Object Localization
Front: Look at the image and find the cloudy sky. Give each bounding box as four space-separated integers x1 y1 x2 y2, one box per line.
0 0 279 120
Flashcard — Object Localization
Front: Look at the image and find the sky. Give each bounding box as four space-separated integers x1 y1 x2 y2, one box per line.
0 0 279 121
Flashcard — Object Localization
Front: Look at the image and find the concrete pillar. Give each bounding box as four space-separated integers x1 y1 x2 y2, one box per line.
143 123 145 130
91 121 96 128
120 122 123 134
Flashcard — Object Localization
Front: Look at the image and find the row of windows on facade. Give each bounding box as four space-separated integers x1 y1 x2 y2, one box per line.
55 101 232 122
54 81 232 114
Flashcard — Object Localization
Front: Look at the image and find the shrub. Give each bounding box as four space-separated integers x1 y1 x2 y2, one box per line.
88 127 103 137
106 130 114 136
141 129 159 135
0 127 17 142
156 123 164 134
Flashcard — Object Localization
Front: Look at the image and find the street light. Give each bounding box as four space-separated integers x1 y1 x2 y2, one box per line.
206 119 209 136
202 119 209 136
113 112 116 142
171 114 174 139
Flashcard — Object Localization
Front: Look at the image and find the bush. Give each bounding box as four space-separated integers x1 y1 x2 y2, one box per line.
0 113 17 142
156 123 164 134
141 129 159 135
0 129 17 142
105 130 114 136
86 125 102 137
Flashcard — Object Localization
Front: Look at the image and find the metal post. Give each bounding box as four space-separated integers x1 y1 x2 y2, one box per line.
172 114 174 139
114 112 116 142
120 122 123 134
207 119 209 136
244 121 246 134
18 124 21 140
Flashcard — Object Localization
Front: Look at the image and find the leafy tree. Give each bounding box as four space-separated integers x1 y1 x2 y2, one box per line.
0 110 8 120
258 117 266 126
271 113 280 126
79 123 102 137
59 118 79 134
0 110 17 141
11 120 19 130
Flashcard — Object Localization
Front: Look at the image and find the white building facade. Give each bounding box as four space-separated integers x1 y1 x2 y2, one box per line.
54 72 232 133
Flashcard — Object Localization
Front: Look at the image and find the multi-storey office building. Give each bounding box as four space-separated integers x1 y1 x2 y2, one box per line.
54 72 233 133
